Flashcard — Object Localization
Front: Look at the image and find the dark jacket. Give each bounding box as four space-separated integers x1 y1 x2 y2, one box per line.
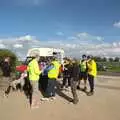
70 63 80 81
1 62 11 77
63 64 71 77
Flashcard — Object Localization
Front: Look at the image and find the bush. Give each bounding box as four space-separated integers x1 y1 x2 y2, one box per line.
0 49 18 72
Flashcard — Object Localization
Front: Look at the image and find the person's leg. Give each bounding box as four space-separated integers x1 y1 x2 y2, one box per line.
68 77 71 87
41 75 48 92
87 74 94 96
41 79 53 101
83 72 88 91
71 78 79 104
24 78 32 99
51 79 56 97
77 73 82 90
83 79 87 91
30 81 39 108
62 75 67 88
66 77 71 91
45 79 53 97
43 75 48 92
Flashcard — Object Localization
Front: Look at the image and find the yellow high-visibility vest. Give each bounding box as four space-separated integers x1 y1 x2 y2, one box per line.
80 60 87 72
27 59 41 81
87 60 97 77
48 60 60 79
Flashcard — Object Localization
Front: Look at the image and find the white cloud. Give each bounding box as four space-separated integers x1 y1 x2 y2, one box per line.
0 35 41 59
67 36 77 40
18 35 35 41
65 44 71 48
77 32 104 41
13 44 23 48
77 32 88 37
0 44 6 48
112 48 120 52
47 32 120 57
113 21 120 28
113 42 117 47
96 36 104 41
0 34 120 59
56 32 64 36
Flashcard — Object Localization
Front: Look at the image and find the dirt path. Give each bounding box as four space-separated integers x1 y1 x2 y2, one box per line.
0 77 120 120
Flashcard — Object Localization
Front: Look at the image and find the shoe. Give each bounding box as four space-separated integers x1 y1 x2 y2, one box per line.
69 99 79 105
50 97 56 100
31 101 40 109
77 86 80 90
31 105 39 109
40 97 49 101
87 91 94 96
73 100 79 105
65 85 69 88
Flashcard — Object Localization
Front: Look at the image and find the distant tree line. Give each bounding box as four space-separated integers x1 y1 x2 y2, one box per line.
93 56 120 62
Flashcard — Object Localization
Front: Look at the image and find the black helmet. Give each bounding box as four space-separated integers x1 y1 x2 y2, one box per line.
82 54 86 58
87 55 93 59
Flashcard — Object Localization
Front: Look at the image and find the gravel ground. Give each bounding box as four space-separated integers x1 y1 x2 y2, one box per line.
0 76 120 120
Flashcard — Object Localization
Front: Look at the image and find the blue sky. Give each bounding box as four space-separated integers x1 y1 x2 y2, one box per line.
0 0 120 58
0 0 120 40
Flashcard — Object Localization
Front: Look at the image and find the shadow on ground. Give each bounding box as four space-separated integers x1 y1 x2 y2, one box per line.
56 81 73 102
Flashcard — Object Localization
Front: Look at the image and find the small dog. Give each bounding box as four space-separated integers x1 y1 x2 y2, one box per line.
11 72 27 90
5 72 28 96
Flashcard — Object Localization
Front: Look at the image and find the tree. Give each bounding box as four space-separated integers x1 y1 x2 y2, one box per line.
109 58 114 62
93 56 102 62
0 49 18 71
102 57 107 62
114 57 119 62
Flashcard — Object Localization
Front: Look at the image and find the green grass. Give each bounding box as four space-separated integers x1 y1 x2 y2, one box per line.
97 62 120 72
108 67 120 72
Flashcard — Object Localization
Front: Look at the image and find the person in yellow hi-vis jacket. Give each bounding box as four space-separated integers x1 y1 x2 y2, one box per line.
87 55 97 96
41 57 60 101
77 55 88 92
27 54 42 109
